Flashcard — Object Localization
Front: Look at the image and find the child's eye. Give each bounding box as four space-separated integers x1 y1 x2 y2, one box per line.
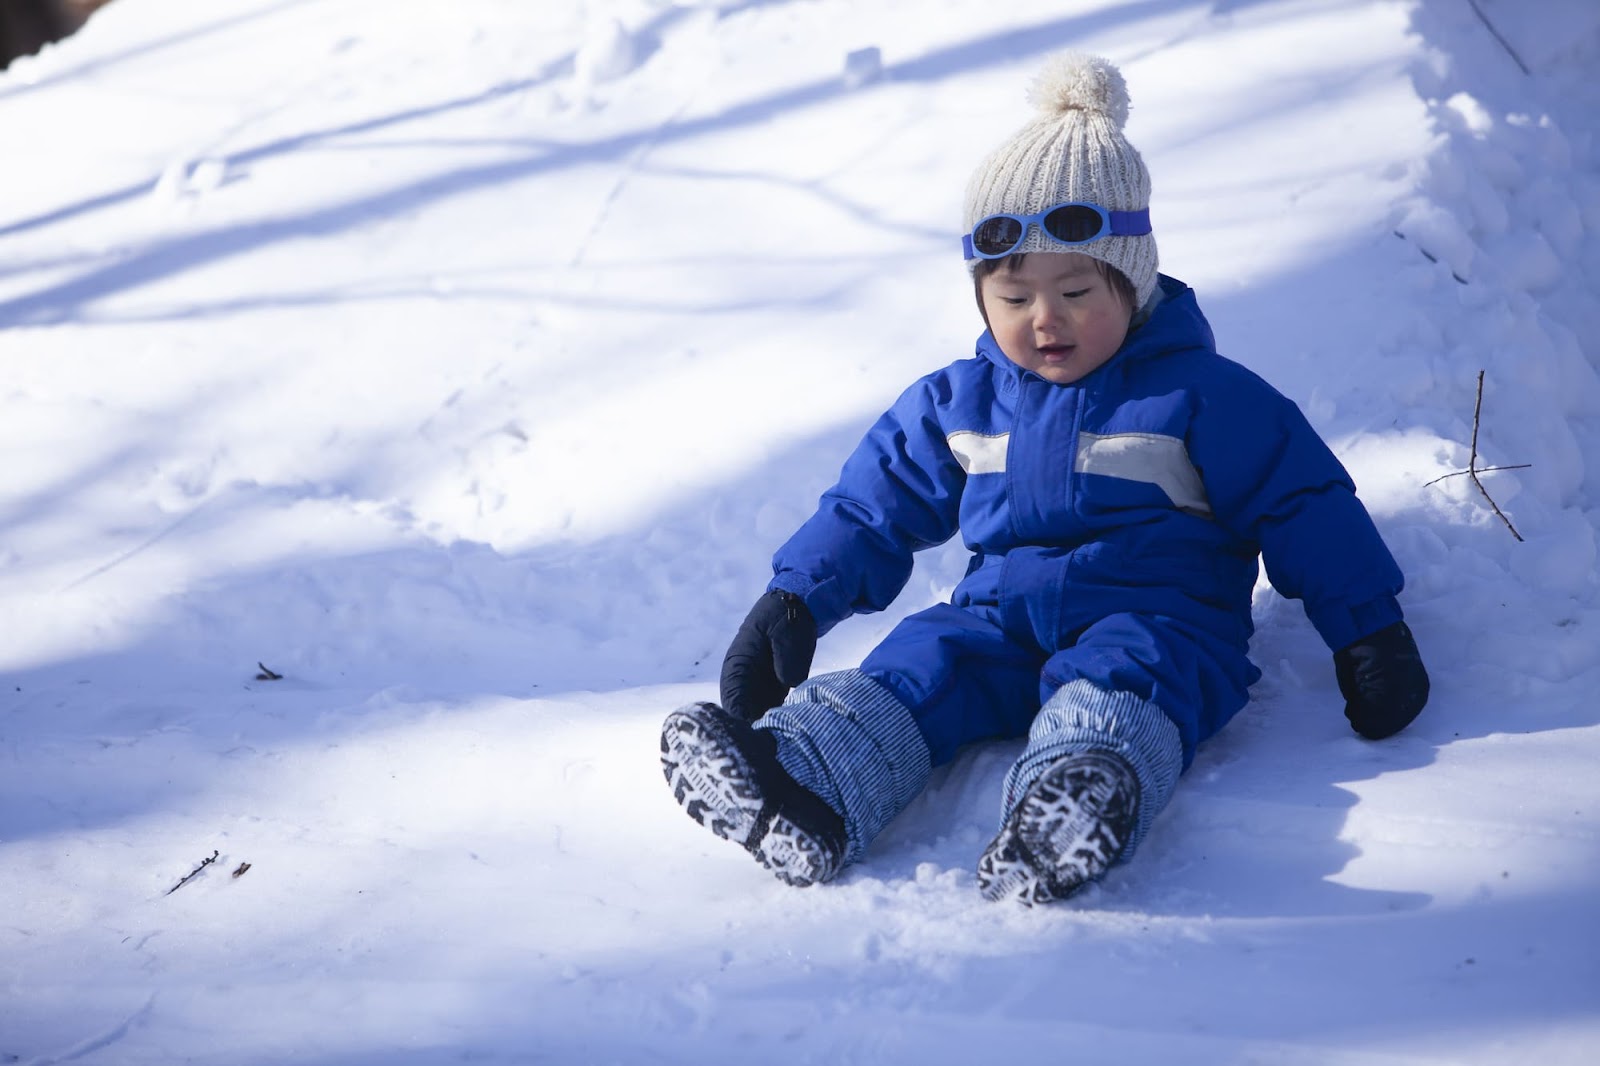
1063 288 1091 299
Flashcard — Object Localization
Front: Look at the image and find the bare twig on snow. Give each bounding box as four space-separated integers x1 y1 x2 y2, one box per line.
1466 0 1531 76
165 850 219 895
1426 370 1526 541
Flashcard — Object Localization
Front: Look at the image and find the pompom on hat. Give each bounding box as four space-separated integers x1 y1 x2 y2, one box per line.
963 52 1159 307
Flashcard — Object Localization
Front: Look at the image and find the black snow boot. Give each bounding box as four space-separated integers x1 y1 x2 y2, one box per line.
660 702 846 887
977 749 1141 906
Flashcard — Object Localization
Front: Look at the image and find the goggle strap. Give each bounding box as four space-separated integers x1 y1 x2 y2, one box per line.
960 206 1152 260
1107 207 1151 236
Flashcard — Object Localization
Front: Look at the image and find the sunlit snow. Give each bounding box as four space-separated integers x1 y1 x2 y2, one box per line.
1 0 1597 1062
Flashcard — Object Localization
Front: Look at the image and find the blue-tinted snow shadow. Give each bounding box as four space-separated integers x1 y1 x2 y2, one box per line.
0 410 874 839
0 0 1219 326
0 0 796 247
7 883 1590 1064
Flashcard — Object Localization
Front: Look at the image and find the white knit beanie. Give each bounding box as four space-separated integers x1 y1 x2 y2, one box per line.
962 53 1159 307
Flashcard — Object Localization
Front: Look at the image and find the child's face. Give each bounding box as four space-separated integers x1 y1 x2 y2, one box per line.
979 253 1132 385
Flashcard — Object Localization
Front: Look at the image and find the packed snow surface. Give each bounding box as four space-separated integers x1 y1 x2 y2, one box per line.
2 0 1598 1062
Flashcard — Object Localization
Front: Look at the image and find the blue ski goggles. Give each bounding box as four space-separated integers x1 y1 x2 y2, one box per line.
961 202 1152 260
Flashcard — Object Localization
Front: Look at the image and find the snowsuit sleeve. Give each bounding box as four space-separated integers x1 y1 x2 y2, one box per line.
1188 363 1405 653
768 373 966 636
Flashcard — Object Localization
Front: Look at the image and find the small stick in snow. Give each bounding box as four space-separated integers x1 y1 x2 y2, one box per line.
1422 464 1530 485
1393 231 1468 285
232 862 252 879
1425 371 1526 541
165 850 220 895
1465 0 1531 76
255 662 283 681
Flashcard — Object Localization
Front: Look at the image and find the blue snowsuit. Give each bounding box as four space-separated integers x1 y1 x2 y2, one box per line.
763 276 1404 834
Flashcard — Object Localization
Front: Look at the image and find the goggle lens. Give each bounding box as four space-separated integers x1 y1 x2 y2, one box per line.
971 216 1025 257
1042 204 1107 243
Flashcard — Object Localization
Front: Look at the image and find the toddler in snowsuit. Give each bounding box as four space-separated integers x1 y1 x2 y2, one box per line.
660 53 1429 904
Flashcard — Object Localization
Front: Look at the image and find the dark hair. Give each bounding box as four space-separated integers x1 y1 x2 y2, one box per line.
972 253 1137 326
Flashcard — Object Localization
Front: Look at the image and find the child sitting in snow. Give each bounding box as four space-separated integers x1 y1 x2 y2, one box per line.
660 53 1430 905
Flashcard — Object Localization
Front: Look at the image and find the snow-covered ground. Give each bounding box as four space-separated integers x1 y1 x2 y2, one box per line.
2 0 1598 1061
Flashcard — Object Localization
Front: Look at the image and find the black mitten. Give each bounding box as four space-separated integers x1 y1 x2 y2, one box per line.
1333 620 1430 740
719 591 818 721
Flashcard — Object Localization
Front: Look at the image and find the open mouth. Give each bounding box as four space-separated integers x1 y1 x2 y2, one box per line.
1037 344 1074 361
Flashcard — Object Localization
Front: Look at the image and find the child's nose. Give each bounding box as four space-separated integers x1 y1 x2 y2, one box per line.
1033 298 1067 330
